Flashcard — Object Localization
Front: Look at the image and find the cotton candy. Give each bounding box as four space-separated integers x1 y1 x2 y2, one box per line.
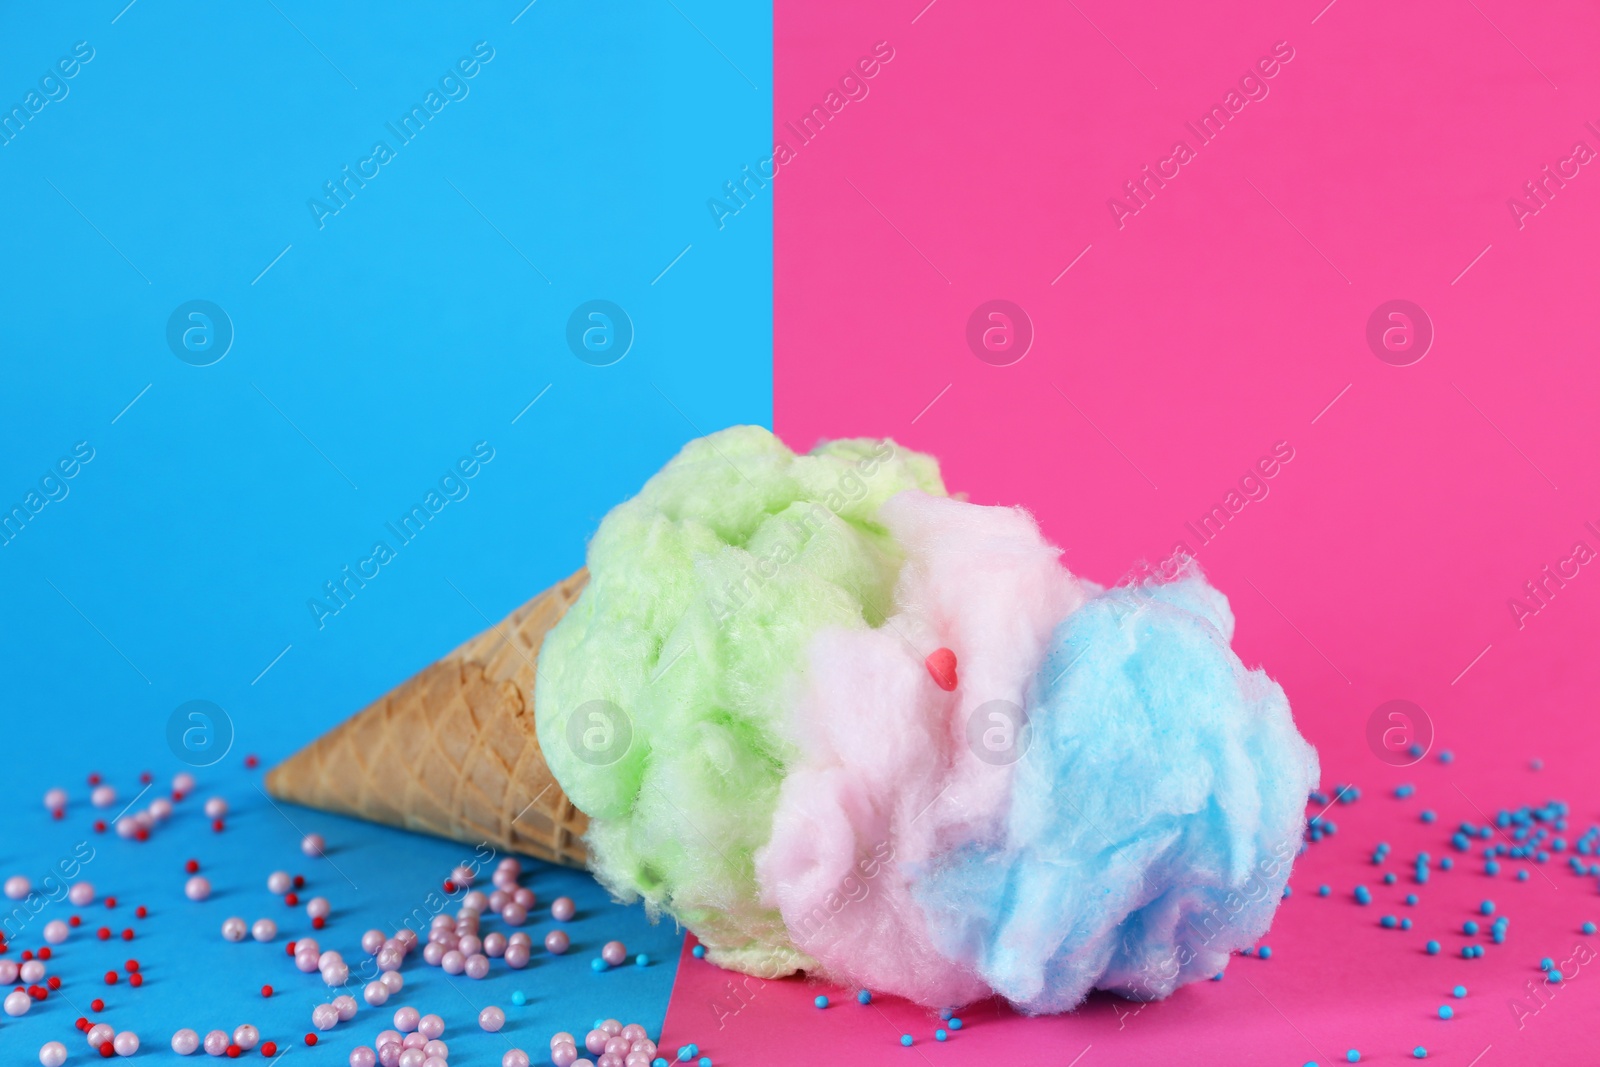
911 575 1319 1012
534 426 946 974
757 490 1090 1004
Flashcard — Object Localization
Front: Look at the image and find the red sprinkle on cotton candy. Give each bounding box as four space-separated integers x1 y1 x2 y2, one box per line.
925 648 958 691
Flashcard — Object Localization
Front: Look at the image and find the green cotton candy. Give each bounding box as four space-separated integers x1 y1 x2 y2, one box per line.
534 426 945 974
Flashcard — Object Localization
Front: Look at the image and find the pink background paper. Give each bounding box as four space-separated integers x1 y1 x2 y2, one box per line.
663 0 1600 1062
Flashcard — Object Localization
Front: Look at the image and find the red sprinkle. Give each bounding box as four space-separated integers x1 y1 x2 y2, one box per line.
135 906 148 919
285 942 296 956
311 916 325 930
37 948 51 960
105 897 117 909
245 754 259 768
284 893 299 907
133 827 149 842
293 875 305 889
28 985 46 1000
125 960 139 973
185 860 199 874
47 976 61 990
129 973 143 988
76 1017 90 1031
259 1042 277 1057
20 950 31 961
93 821 106 833
443 880 456 893
69 916 81 928
99 1041 114 1058
261 984 273 998
51 809 64 820
212 819 225 832
121 929 134 941
96 928 111 941
303 1034 317 1047
88 773 101 785
139 771 153 784
227 1045 241 1058
104 971 118 985
90 998 104 1012
925 647 958 691
172 791 186 802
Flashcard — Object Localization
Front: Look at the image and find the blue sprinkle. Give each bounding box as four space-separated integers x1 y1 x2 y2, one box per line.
1319 885 1331 897
699 1059 712 1067
1531 758 1543 770
1283 886 1292 899
1258 946 1272 960
1413 1048 1428 1059
677 1048 693 1063
1517 870 1529 882
1212 972 1224 981
1541 957 1555 970
637 953 651 967
1426 940 1441 955
1347 1052 1361 1063
814 995 829 1009
1401 918 1413 931
900 1035 913 1047
949 1018 962 1030
1583 922 1596 935
1438 1005 1454 1019
592 957 608 971
1381 916 1398 929
1441 858 1454 870
939 1008 953 1020
510 990 526 1006
1463 921 1479 935
1383 873 1397 885
1355 886 1372 905
1439 750 1454 763
1396 784 1415 798
1405 894 1419 906
654 1060 669 1067
858 990 872 1005
1461 946 1474 959
1486 861 1500 876
935 1030 948 1042
1453 985 1467 998
1549 971 1564 984
1480 901 1495 915
1408 743 1424 757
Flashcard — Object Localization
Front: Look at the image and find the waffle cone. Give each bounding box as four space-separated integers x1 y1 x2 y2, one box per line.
266 568 590 867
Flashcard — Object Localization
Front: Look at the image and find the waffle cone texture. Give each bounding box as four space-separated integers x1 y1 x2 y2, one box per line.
265 569 590 867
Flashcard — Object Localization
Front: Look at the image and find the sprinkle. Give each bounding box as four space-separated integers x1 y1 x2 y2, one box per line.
691 945 706 959
857 990 872 1005
1439 751 1454 763
1453 985 1467 998
900 1035 913 1047
1420 810 1436 823
1425 941 1440 955
1347 1052 1361 1063
935 1029 948 1041
1258 946 1272 960
814 996 829 1009
1480 900 1495 915
511 990 526 1006
636 953 650 967
1583 922 1596 935
1354 886 1371 905
1381 916 1398 929
1463 921 1479 935
1318 885 1331 897
1414 1048 1428 1059
949 1018 962 1029
1437 1005 1453 1019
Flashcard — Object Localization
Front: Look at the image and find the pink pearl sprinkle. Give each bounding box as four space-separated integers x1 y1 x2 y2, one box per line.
508 931 532 949
307 896 332 920
395 928 419 950
544 930 570 955
503 1051 532 1067
20 960 45 983
402 1035 427 1051
605 1036 630 1056
600 1020 622 1037
381 970 404 994
204 797 228 819
479 1006 505 1032
221 918 247 942
267 871 291 894
42 919 69 944
375 1031 402 1050
87 1023 114 1047
550 896 576 922
362 929 387 954
550 1047 578 1067
112 1031 140 1056
232 1025 259 1051
422 942 446 967
597 1053 623 1067
504 942 530 969
312 1004 340 1031
601 941 627 967
203 1030 230 1055
296 947 322 973
184 876 211 901
624 1054 653 1067
462 890 489 912
483 932 507 958
333 995 359 1021
465 954 490 979
377 1045 402 1067
488 889 510 913
91 785 116 808
364 981 390 1007
302 832 326 857
170 1029 200 1055
422 1057 448 1067
68 882 95 906
417 1014 445 1040
377 946 405 971
620 1024 647 1042
393 1007 420 1033
441 950 466 975
499 902 527 926
350 1047 377 1067
397 1051 425 1067
424 1041 448 1060
585 1030 609 1055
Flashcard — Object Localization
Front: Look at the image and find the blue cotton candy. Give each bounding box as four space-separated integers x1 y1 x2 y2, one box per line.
911 571 1319 1013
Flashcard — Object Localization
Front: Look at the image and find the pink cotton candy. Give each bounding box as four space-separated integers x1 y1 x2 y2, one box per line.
756 490 1088 1005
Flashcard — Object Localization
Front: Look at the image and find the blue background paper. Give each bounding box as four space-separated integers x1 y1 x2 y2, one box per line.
0 0 770 1056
